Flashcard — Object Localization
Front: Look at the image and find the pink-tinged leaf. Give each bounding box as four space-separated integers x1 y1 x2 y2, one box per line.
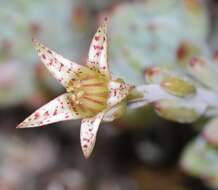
33 39 86 87
87 23 110 78
17 93 82 128
188 57 218 93
144 67 169 84
107 80 132 108
154 99 206 123
203 117 218 147
80 112 105 158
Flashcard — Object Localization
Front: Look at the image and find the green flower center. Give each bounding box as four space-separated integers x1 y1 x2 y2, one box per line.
66 68 109 117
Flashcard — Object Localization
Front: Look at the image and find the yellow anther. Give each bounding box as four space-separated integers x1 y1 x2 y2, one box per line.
77 90 85 98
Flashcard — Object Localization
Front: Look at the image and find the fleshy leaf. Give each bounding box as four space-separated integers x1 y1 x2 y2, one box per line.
144 67 168 84
187 57 218 93
33 39 86 87
87 22 110 78
161 76 196 97
176 41 202 66
17 93 82 128
180 137 218 181
80 112 105 158
203 117 218 147
107 80 132 108
154 99 206 123
144 67 196 97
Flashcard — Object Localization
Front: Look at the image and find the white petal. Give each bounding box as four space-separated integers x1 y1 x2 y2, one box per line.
33 39 86 87
80 112 105 158
87 23 110 78
17 93 82 128
107 81 132 108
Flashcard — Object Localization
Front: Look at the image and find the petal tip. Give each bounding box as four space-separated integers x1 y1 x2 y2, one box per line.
81 146 92 159
16 123 25 129
32 38 43 52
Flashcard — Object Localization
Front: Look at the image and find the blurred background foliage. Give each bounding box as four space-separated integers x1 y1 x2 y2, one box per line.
0 0 218 189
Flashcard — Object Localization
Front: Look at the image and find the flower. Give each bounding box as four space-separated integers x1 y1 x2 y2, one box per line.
184 56 218 146
17 22 132 158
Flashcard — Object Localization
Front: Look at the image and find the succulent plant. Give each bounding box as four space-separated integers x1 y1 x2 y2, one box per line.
107 0 209 85
180 136 218 189
0 0 91 107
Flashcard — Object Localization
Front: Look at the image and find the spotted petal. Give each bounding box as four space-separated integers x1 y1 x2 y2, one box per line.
33 39 86 87
17 93 82 128
87 23 110 78
107 80 132 108
80 112 105 158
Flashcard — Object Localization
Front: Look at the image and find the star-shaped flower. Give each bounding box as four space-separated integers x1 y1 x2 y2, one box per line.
17 22 132 158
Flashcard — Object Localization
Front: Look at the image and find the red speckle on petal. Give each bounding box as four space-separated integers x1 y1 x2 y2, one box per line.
94 45 102 50
59 63 64 72
96 52 100 57
47 49 52 54
48 59 53 66
42 54 46 60
53 109 58 116
95 36 100 41
34 113 40 120
44 111 49 117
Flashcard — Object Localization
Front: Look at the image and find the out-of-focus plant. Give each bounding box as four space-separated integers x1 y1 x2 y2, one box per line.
130 55 218 124
107 0 208 85
122 52 218 189
177 55 218 189
129 48 218 188
0 133 57 190
180 136 218 189
0 0 91 107
46 169 87 190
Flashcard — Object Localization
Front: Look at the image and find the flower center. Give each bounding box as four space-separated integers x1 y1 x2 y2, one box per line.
66 68 109 117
